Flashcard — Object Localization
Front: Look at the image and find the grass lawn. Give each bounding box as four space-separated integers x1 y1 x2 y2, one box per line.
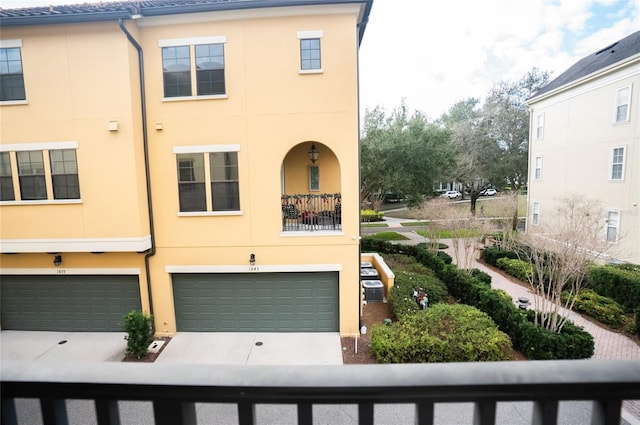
361 222 389 228
417 229 482 239
368 231 410 241
386 195 527 220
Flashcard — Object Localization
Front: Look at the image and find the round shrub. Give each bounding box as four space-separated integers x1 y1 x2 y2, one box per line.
563 289 626 328
371 304 512 363
470 268 492 286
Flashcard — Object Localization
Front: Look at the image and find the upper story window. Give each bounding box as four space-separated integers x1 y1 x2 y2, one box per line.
614 85 631 123
160 36 226 100
0 40 26 102
534 156 542 180
174 144 240 215
610 146 626 181
1 142 81 203
297 31 323 73
535 114 544 140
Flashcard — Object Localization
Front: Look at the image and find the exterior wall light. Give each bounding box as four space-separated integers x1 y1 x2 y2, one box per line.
308 144 319 163
249 253 256 266
53 255 62 267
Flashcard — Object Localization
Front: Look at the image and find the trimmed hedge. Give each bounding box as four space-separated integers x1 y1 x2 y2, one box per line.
361 238 595 360
481 246 518 267
586 265 640 313
496 258 533 282
371 304 512 363
563 289 626 329
361 209 384 222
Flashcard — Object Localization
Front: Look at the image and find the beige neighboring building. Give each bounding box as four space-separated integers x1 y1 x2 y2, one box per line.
526 31 639 265
0 0 373 336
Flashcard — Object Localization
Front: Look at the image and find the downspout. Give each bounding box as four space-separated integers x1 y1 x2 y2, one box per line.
119 18 155 316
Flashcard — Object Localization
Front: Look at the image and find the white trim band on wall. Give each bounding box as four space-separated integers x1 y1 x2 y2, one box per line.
0 236 152 253
0 39 22 48
159 35 227 47
166 264 343 273
0 268 141 275
173 144 240 154
1 141 78 152
297 30 323 39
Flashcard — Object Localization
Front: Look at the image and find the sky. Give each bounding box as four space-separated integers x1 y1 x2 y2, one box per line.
2 0 639 119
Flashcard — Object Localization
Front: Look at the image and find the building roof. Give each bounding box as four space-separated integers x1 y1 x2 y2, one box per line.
530 30 640 102
0 0 373 41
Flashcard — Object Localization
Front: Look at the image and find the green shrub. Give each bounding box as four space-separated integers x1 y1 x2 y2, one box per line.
496 257 532 281
519 311 594 359
470 268 492 286
435 251 453 264
389 271 448 320
563 290 626 328
586 265 640 313
361 209 384 222
481 246 518 267
123 310 154 358
635 307 640 337
371 304 512 363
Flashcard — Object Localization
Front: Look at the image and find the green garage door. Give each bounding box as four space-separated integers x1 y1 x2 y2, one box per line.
0 275 141 331
173 272 339 332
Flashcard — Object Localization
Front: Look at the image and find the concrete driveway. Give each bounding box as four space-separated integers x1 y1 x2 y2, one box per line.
0 331 344 365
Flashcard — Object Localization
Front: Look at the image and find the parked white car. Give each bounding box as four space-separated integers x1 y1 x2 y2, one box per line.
441 190 462 200
480 188 497 196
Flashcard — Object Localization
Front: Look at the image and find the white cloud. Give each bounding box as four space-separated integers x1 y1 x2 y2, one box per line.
359 0 638 118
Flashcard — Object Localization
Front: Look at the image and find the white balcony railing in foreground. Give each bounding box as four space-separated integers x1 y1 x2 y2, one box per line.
2 359 639 425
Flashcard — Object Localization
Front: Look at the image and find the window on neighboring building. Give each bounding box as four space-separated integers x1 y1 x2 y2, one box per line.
0 152 15 201
534 156 542 180
16 150 46 200
615 86 631 123
0 45 26 102
300 38 321 71
210 152 239 211
298 31 323 72
610 146 625 181
161 37 227 99
177 153 206 212
175 145 240 214
1 143 81 202
605 210 620 243
532 202 540 225
50 149 80 199
536 114 544 140
195 44 225 96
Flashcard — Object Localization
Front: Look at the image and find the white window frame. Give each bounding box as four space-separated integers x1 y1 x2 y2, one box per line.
614 85 631 124
532 202 540 225
297 30 323 74
159 36 228 102
605 209 620 243
173 144 241 217
0 141 81 205
0 38 28 105
534 156 542 181
535 113 544 140
609 145 626 181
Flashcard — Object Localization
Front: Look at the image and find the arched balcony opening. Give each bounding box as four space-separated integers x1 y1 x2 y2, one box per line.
280 141 342 232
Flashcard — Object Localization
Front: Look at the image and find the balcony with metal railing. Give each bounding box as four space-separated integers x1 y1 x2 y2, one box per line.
281 193 341 232
2 359 639 425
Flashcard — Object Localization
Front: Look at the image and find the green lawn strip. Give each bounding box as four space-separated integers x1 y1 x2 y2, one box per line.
400 221 427 226
361 222 389 228
369 231 410 241
416 229 482 239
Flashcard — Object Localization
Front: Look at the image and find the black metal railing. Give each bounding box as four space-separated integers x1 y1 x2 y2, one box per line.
281 193 341 232
2 360 639 425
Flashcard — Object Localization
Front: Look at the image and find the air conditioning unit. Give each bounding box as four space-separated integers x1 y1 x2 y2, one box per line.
361 280 384 303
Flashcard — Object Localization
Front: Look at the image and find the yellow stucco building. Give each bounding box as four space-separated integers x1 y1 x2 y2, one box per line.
0 0 373 336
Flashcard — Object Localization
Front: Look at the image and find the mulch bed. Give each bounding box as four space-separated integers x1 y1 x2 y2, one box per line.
122 337 172 362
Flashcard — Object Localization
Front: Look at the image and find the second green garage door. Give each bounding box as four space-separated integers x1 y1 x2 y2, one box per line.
172 272 339 332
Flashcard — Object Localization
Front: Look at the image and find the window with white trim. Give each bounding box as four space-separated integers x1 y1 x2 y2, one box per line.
534 156 542 180
532 202 540 225
160 36 226 99
297 31 323 73
610 146 625 181
614 85 631 123
605 210 620 243
0 40 26 102
536 114 544 140
174 145 240 214
1 143 81 202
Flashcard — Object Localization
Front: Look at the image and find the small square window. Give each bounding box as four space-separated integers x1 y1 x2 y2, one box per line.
300 38 321 71
0 47 26 101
